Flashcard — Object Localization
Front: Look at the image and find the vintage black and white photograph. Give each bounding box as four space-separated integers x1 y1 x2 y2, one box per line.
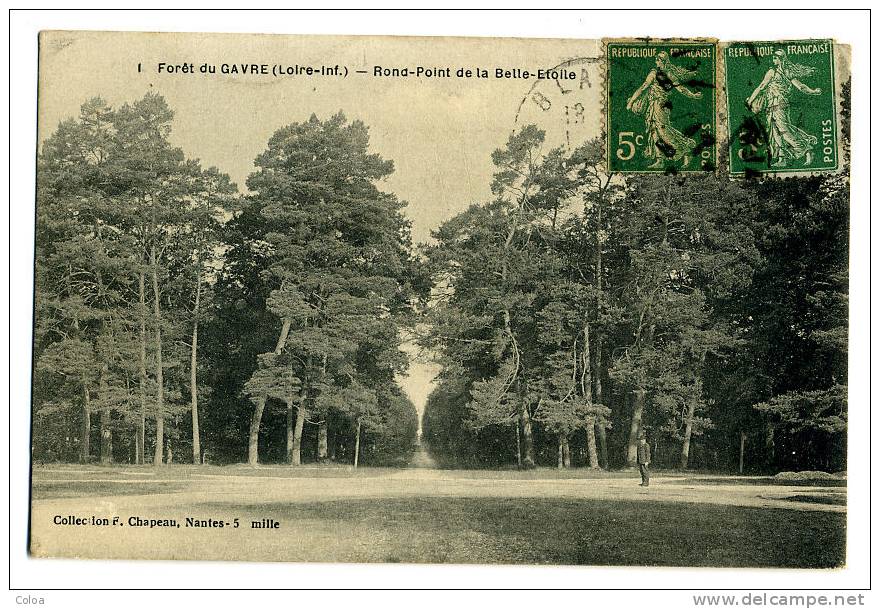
25 27 854 570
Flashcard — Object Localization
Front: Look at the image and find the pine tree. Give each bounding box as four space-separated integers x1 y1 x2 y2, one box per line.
242 112 416 465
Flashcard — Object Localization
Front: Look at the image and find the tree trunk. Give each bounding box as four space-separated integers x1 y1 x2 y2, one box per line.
190 266 201 465
562 436 571 468
594 192 609 471
514 422 522 467
317 422 329 462
353 418 361 468
680 400 697 469
150 244 165 467
581 323 600 469
501 196 527 468
329 428 337 461
292 402 306 466
594 336 608 469
739 430 746 474
247 396 267 466
519 393 535 468
247 319 291 465
99 365 111 465
80 375 91 464
765 421 776 467
586 418 599 469
680 353 706 471
316 352 329 463
596 423 607 469
137 271 147 465
285 398 294 464
626 389 645 466
557 435 564 469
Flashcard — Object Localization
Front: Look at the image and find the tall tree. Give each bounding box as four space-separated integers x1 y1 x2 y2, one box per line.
565 139 626 468
607 172 756 467
744 172 848 471
242 112 416 465
35 98 137 464
425 126 560 468
34 94 236 466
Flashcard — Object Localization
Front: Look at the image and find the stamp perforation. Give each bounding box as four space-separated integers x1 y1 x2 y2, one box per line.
603 37 719 175
721 38 842 178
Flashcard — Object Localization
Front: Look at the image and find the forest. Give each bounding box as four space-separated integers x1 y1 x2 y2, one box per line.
32 90 849 474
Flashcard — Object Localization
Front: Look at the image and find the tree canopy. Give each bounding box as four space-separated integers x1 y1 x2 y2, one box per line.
33 91 848 475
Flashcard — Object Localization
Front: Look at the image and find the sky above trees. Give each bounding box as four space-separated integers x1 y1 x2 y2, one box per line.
37 31 604 243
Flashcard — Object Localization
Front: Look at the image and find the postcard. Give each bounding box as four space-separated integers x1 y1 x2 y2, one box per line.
30 30 850 566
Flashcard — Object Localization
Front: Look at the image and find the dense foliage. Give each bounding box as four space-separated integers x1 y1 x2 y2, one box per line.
33 91 848 474
422 96 849 473
33 96 420 466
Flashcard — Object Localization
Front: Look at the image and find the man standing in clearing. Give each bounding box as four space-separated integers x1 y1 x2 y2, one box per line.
637 433 651 487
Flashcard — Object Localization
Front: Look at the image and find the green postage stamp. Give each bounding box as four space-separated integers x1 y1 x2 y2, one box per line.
725 40 838 175
606 40 717 173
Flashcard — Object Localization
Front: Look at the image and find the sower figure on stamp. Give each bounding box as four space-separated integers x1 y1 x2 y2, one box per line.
625 51 703 169
746 49 822 168
637 432 651 487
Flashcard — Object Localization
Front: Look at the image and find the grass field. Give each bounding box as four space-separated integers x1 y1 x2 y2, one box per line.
29 464 846 567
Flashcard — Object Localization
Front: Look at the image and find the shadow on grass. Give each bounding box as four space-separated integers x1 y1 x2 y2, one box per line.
424 468 638 480
31 481 190 501
31 462 392 481
687 477 847 488
196 496 845 568
781 494 847 506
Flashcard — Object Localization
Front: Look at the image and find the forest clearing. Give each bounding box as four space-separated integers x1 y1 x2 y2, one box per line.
30 463 845 566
